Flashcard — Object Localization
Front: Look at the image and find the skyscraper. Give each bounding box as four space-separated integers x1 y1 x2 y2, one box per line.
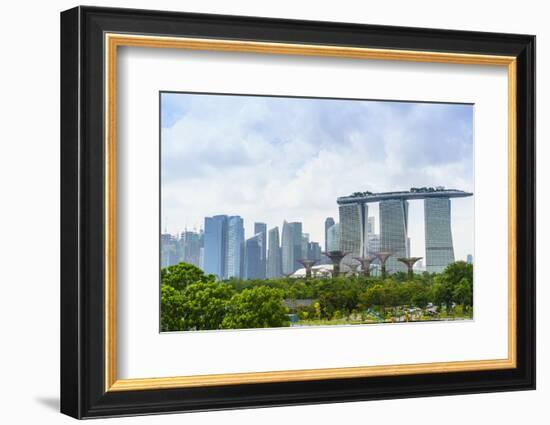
203 215 228 278
160 233 179 267
301 233 310 259
379 199 409 272
281 221 303 274
467 254 473 264
366 216 380 255
368 233 380 254
199 247 204 270
224 216 244 279
198 229 204 266
424 197 455 273
324 217 335 252
308 241 322 261
180 230 201 267
267 226 282 278
243 234 263 279
254 222 267 279
338 203 368 256
367 216 376 234
326 223 341 252
282 221 291 274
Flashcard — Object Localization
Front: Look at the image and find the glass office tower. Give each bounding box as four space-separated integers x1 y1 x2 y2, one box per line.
243 234 263 280
379 199 409 272
281 221 303 274
180 230 201 268
267 226 282 278
338 202 368 257
224 216 244 279
203 215 228 279
326 223 341 252
254 222 267 279
324 217 335 252
424 197 455 273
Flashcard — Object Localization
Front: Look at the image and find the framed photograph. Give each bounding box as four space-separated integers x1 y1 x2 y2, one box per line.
60 6 535 419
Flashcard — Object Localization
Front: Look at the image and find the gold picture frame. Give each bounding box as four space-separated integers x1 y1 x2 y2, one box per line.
104 34 517 392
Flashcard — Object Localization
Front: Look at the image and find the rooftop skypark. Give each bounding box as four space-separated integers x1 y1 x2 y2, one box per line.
337 187 473 205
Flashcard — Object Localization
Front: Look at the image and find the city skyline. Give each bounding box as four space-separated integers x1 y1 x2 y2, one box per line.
162 214 326 279
161 92 474 261
161 188 473 278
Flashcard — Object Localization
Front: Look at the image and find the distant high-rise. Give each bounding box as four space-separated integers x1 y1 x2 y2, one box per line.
281 222 292 274
339 203 368 257
324 217 335 252
368 233 380 254
254 222 267 279
308 241 322 261
180 230 201 267
301 233 310 259
467 254 473 264
367 216 375 234
224 216 244 279
160 233 179 267
267 227 282 278
243 234 263 279
366 216 379 256
379 199 409 272
326 223 341 252
281 221 303 274
199 247 204 270
424 197 455 273
203 215 228 278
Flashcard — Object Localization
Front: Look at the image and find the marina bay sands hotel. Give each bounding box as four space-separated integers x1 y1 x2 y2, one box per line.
336 187 473 273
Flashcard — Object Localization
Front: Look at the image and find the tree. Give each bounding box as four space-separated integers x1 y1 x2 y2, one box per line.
431 276 454 312
221 286 289 329
453 277 473 311
382 279 402 308
312 301 321 320
411 285 430 308
161 262 215 291
392 271 408 282
179 281 235 330
359 283 385 311
442 261 473 286
433 261 473 313
160 284 185 331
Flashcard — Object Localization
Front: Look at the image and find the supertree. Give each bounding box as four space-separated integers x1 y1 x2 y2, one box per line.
397 257 423 279
372 251 393 279
297 259 319 279
353 255 376 277
322 250 349 278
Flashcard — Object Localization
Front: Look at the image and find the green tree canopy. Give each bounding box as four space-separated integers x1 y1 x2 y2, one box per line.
433 261 473 311
161 262 215 291
159 261 474 331
442 261 473 286
410 283 430 308
160 284 185 332
179 281 235 330
453 277 473 310
221 286 289 329
359 283 385 310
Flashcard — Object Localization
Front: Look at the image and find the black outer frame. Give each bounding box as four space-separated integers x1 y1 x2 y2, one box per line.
60 5 536 419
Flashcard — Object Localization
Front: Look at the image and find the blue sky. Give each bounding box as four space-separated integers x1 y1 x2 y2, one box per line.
161 92 474 261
